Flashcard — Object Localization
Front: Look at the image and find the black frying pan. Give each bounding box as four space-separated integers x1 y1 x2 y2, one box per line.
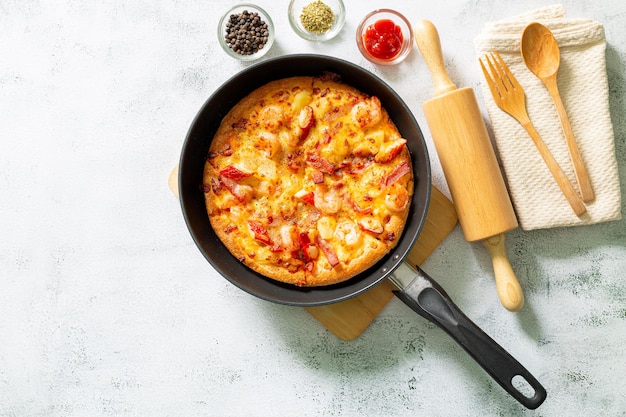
178 54 546 409
178 54 431 306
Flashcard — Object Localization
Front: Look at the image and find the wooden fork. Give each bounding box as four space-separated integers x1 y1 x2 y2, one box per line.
479 51 586 217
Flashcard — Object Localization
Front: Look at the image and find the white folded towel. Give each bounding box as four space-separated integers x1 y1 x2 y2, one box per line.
474 4 621 230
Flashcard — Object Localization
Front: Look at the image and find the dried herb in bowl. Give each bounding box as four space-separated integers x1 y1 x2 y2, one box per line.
300 1 334 34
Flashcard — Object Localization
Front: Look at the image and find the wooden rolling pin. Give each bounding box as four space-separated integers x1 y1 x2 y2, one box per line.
415 20 524 311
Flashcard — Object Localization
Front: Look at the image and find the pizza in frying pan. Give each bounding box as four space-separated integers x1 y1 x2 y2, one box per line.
203 73 413 286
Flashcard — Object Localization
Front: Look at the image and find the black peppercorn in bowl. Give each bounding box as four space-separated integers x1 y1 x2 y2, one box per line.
218 4 275 61
288 0 345 42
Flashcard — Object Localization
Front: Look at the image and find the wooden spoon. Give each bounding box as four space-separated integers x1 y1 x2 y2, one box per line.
521 22 594 202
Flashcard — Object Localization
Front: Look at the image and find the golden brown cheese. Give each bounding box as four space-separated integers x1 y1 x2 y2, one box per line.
204 75 413 286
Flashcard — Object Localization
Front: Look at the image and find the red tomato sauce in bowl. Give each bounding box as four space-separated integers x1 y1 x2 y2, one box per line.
363 19 404 60
356 9 413 65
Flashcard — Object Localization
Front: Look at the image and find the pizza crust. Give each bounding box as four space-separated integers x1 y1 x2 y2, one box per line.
204 75 414 286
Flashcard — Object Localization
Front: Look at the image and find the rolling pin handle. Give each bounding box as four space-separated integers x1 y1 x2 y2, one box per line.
482 234 525 312
414 19 457 97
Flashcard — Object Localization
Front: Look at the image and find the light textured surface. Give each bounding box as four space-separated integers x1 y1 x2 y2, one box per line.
1 1 625 416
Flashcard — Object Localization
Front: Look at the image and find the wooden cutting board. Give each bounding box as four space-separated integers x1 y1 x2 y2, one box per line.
169 166 458 341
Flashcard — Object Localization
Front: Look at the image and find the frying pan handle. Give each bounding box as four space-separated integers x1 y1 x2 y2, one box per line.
392 266 547 410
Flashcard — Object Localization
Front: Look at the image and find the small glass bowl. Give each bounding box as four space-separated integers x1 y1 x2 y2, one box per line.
356 9 413 65
288 0 346 42
218 4 275 61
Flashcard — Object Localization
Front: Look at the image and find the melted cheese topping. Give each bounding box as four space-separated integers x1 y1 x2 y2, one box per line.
204 75 413 286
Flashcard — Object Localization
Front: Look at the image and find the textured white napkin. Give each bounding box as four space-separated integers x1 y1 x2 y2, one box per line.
474 4 621 230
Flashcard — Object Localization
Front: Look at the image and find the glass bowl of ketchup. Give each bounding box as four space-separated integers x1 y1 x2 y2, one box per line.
356 9 413 65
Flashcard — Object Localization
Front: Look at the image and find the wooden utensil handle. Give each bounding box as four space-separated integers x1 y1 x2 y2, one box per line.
482 234 524 312
544 77 595 202
521 119 587 216
414 20 457 97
